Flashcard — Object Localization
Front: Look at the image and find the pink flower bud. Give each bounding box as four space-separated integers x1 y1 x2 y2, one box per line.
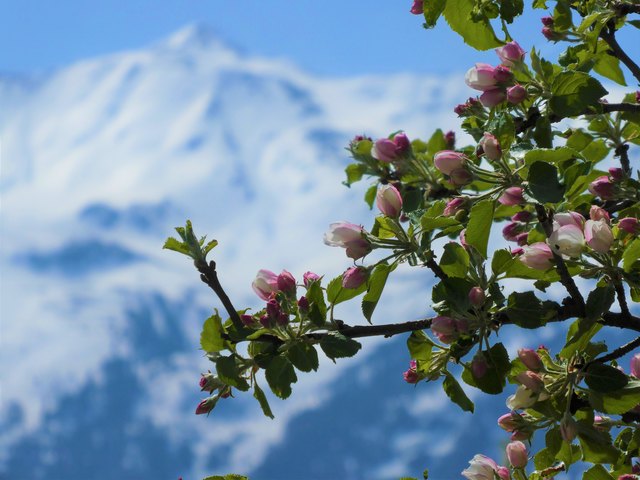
631 353 640 378
259 314 271 328
266 298 282 321
584 219 614 253
252 269 279 300
200 373 213 392
515 232 529 246
431 316 463 344
434 150 467 175
465 63 498 91
462 455 508 480
444 130 456 149
507 84 527 104
503 222 524 242
618 474 637 480
636 91 640 103
619 217 640 234
297 296 309 312
469 287 486 307
498 412 520 432
542 26 559 41
195 397 216 415
493 65 513 83
403 360 419 383
376 184 403 218
277 269 297 294
511 211 532 223
324 222 372 260
480 88 507 107
511 247 524 256
516 371 544 392
498 187 525 206
394 132 411 153
449 168 473 186
371 138 398 163
553 211 585 229
589 175 616 200
548 224 585 257
471 354 489 378
609 167 624 181
593 415 611 432
444 197 467 217
518 348 543 371
560 415 578 442
510 430 529 441
519 242 553 270
496 41 525 67
589 205 610 223
303 271 320 286
541 16 554 26
479 132 501 161
506 441 528 468
240 314 256 327
460 229 468 248
342 266 368 289
410 0 423 14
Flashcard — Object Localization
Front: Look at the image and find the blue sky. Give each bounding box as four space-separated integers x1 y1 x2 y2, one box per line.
1 0 571 76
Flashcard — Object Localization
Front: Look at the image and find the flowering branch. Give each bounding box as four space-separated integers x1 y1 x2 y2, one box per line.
196 260 244 331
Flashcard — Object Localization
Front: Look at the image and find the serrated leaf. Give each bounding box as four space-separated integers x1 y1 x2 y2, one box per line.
320 332 362 361
422 0 445 28
253 380 274 419
584 363 629 393
527 161 565 203
216 356 250 391
443 0 502 50
344 163 367 186
439 242 469 278
163 237 191 256
286 341 319 373
583 464 614 480
465 200 495 258
549 71 608 118
589 380 640 414
506 291 558 328
623 239 640 273
443 371 474 412
362 263 393 322
201 311 226 353
265 355 297 399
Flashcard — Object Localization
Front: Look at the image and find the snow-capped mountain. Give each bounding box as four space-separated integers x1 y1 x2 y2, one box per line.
1 24 607 479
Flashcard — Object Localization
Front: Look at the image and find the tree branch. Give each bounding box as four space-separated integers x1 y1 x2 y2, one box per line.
424 256 449 281
600 24 640 84
197 260 244 331
615 143 632 176
613 1 640 17
534 205 586 313
592 335 640 364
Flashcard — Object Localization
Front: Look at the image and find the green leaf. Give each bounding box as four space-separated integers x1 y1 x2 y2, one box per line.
577 421 621 464
407 331 433 362
364 184 377 209
461 343 510 394
583 464 614 480
442 0 502 50
589 380 640 414
422 0 445 27
486 112 515 150
584 363 629 393
432 278 474 315
560 318 602 360
499 0 524 23
201 311 226 353
344 163 367 186
524 146 578 164
216 356 250 391
162 237 191 256
362 263 393 322
527 161 565 203
549 71 608 118
203 474 249 480
465 200 495 258
506 291 558 329
585 284 615 321
287 341 319 373
265 355 297 399
202 239 218 256
326 275 367 306
320 332 362 361
253 380 274 419
623 239 640 273
439 242 469 278
443 371 474 412
593 47 626 86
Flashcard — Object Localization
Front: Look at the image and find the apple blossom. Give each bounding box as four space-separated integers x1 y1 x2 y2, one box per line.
589 205 610 223
553 211 585 229
403 360 419 383
410 0 423 15
493 65 513 83
252 269 279 300
277 270 297 294
478 132 501 161
469 287 485 307
195 397 217 415
619 217 640 235
297 295 309 312
324 222 372 259
560 415 578 442
465 63 499 91
589 175 616 199
511 211 532 223
506 385 538 410
444 197 467 217
519 242 553 270
516 371 544 392
376 184 403 218
631 353 640 378
449 167 473 186
303 271 320 286
498 412 520 432
548 224 585 257
584 219 614 253
462 455 510 480
342 266 368 289
518 348 543 371
609 167 624 181
480 88 507 107
471 354 489 378
503 222 524 242
507 84 527 104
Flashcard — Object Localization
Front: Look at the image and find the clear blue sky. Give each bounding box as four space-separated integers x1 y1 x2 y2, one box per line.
1 1 638 77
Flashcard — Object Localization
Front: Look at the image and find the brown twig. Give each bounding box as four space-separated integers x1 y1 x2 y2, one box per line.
424 256 449 281
615 143 632 176
601 23 640 84
592 335 640 364
196 260 244 331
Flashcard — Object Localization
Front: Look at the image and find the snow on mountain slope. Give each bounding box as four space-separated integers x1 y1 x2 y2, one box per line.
0 24 484 478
